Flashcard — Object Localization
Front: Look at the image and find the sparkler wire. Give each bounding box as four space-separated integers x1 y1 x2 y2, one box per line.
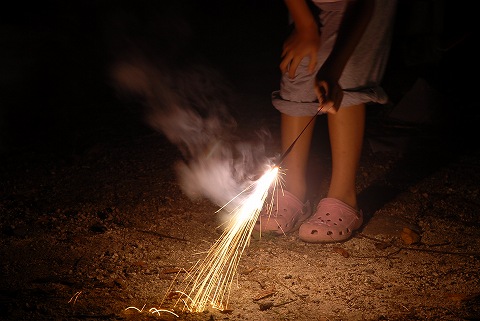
276 109 320 166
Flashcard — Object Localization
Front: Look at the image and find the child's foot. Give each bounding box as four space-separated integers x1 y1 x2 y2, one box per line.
254 191 311 235
298 198 363 243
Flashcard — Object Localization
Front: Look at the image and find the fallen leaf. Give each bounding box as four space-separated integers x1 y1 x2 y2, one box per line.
258 302 274 311
374 242 391 250
400 227 421 245
167 291 182 299
332 247 349 258
253 288 276 301
240 266 256 275
446 293 469 302
133 261 147 267
445 292 480 302
161 268 184 274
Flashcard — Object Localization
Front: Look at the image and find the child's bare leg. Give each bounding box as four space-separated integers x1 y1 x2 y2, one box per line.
326 103 365 209
280 113 316 203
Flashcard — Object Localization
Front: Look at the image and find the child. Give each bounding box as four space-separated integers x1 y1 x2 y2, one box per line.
255 0 398 242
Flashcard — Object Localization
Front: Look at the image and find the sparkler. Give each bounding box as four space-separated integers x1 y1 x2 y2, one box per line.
150 111 320 315
167 165 282 313
116 55 322 316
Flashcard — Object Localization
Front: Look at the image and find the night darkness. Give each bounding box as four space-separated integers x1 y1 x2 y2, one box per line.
0 1 477 157
0 0 289 157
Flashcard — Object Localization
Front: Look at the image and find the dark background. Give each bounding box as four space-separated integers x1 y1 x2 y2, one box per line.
0 0 477 161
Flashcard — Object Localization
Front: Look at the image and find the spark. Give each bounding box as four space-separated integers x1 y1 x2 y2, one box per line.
125 304 146 313
127 165 283 317
125 304 180 318
68 291 82 305
170 165 282 313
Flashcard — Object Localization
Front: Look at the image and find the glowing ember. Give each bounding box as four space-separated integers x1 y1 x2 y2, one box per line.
167 165 281 313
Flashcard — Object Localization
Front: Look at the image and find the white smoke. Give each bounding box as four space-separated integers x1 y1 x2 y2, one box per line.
111 55 272 211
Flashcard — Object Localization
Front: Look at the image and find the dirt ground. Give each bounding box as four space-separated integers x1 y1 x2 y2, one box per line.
2 109 480 321
1 1 479 320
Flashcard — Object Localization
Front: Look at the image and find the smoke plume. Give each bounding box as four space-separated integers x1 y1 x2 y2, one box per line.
111 54 272 211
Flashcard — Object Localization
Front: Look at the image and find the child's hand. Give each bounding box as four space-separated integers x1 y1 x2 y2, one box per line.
280 29 320 78
315 77 343 115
